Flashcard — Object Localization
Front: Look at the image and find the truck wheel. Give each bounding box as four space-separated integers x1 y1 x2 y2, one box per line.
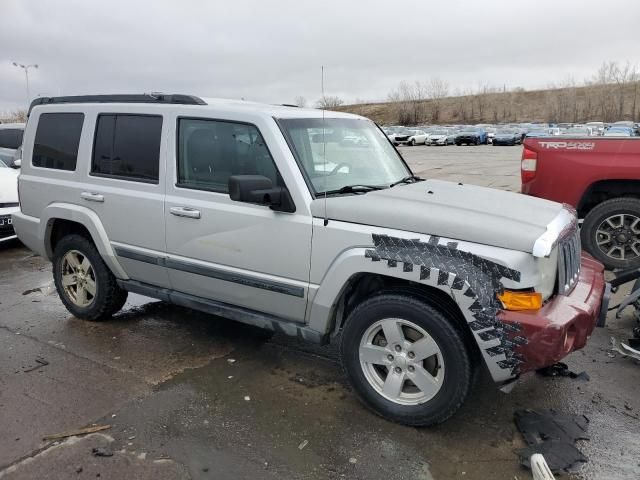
340 293 472 426
53 234 128 321
409 139 416 146
582 198 640 269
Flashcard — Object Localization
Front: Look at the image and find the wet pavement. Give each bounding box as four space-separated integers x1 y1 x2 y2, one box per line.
1 146 639 479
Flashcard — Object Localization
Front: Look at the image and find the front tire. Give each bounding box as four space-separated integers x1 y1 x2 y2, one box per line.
53 234 128 321
340 293 472 426
582 198 640 270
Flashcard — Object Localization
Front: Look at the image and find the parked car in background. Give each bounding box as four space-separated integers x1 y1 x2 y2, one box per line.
405 129 429 146
426 129 455 146
485 127 496 144
560 127 593 136
455 127 487 145
522 136 640 269
0 123 25 168
604 127 635 137
492 129 522 146
0 159 19 242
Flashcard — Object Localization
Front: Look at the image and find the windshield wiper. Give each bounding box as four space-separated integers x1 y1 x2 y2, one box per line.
320 184 386 196
389 175 422 188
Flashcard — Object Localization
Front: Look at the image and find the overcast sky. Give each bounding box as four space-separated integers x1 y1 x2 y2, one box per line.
1 0 639 111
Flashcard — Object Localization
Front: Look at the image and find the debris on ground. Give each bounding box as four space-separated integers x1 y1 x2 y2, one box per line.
43 424 111 441
244 396 250 401
298 440 308 450
92 446 114 457
531 453 555 480
514 409 589 473
23 357 49 373
227 358 236 364
610 337 640 362
21 287 42 295
536 362 589 381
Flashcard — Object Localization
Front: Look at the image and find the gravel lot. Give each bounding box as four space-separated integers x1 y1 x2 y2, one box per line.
1 145 639 480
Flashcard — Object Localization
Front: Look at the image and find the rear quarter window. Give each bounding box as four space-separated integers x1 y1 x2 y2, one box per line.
32 113 84 170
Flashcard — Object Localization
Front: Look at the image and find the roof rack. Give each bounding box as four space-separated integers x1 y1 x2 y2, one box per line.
28 93 206 114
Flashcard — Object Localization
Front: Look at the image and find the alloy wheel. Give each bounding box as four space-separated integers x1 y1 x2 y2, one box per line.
359 318 445 405
61 250 97 307
595 213 640 261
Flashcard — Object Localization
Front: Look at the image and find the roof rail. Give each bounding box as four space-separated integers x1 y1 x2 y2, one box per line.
28 93 206 114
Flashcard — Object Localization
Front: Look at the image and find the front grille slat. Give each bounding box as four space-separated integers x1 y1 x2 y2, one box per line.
0 203 19 208
557 226 581 295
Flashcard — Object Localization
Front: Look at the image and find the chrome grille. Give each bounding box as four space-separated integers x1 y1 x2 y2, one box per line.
557 227 581 295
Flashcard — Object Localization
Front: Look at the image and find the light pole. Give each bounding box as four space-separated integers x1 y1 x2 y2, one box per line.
12 62 38 106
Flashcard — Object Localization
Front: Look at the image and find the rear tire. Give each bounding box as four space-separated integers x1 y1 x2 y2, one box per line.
340 293 472 426
53 234 128 321
582 197 640 270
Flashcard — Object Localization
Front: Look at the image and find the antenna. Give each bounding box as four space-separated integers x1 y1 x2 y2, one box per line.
322 66 328 227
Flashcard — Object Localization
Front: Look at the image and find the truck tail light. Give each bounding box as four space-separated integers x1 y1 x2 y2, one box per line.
521 147 537 183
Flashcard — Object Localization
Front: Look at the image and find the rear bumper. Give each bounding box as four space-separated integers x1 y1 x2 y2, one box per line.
11 211 45 256
498 253 605 373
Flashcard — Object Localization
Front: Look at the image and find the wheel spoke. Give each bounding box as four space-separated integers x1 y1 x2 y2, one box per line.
607 245 624 259
606 215 623 229
66 252 81 269
84 277 96 296
381 319 405 347
409 366 440 397
631 242 640 257
382 370 405 398
80 257 91 274
359 344 390 365
410 335 440 361
76 285 87 305
631 218 640 234
61 274 76 287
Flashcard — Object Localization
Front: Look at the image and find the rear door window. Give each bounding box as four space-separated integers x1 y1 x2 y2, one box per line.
91 114 162 183
32 113 84 170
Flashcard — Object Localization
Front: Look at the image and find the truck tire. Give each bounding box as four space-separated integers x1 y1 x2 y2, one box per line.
340 293 472 426
582 197 640 270
53 234 128 321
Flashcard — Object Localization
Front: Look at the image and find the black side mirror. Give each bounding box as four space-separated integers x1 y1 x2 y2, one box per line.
228 175 295 213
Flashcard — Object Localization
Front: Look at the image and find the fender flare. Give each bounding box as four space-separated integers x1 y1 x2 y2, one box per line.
40 203 129 279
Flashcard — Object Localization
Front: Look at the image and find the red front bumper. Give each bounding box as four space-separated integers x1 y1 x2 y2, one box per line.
499 253 606 374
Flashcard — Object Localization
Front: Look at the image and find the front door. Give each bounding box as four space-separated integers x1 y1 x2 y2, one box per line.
164 116 311 321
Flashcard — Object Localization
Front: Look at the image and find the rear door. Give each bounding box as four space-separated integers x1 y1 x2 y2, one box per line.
163 114 312 321
84 110 170 287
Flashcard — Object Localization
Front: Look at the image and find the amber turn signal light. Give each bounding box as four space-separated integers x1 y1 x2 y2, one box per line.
497 290 542 311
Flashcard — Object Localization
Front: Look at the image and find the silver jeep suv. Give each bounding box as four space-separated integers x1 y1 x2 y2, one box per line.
13 94 606 426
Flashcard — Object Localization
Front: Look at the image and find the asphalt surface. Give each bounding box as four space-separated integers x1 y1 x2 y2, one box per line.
1 145 639 480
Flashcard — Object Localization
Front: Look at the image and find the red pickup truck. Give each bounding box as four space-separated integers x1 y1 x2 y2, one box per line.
521 137 640 270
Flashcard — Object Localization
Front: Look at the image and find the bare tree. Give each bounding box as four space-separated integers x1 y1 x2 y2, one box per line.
316 95 344 109
425 77 449 122
293 96 307 108
0 109 27 123
387 80 427 124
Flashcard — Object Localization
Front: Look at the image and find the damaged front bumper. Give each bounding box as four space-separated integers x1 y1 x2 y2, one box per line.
498 253 606 374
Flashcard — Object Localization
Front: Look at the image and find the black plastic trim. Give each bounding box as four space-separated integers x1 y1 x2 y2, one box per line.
116 279 326 343
29 94 205 114
114 246 304 298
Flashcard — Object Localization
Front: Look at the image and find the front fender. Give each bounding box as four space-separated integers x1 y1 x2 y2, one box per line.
41 203 129 279
309 234 528 384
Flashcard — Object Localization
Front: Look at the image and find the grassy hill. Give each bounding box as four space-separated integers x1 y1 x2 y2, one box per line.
338 82 640 126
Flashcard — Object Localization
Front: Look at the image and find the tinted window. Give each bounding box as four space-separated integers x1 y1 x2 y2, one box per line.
177 118 281 193
32 114 84 170
0 128 23 149
92 114 162 183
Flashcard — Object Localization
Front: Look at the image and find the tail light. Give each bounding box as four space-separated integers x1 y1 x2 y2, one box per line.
521 147 537 183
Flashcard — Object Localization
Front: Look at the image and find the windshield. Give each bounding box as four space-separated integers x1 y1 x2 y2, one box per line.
278 118 411 195
0 159 7 168
431 130 448 135
496 129 515 134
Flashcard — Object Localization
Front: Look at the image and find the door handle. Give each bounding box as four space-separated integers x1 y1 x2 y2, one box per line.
170 206 201 219
81 192 104 203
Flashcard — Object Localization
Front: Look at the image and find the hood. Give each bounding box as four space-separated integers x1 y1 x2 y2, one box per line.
429 134 446 139
495 133 517 139
310 179 564 254
0 168 19 204
457 131 479 136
